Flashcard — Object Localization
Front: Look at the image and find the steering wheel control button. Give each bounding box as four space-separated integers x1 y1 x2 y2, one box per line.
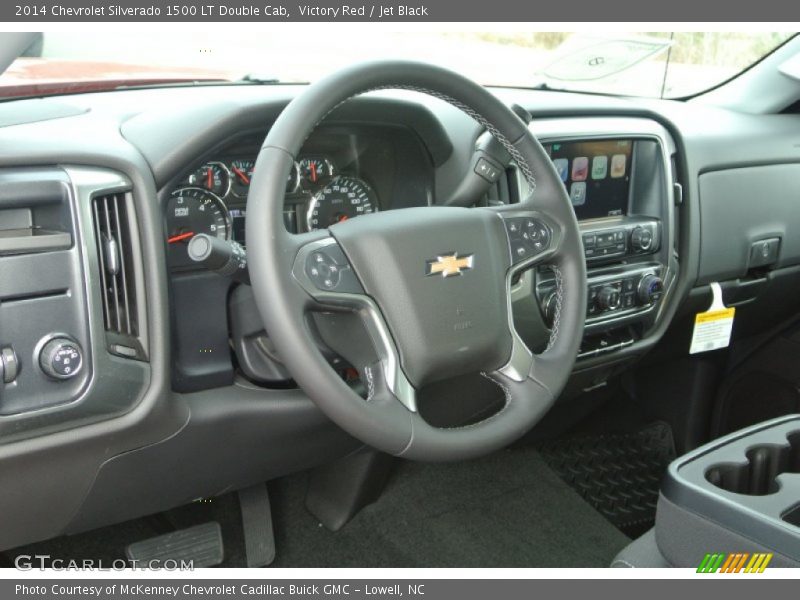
307 251 341 289
39 337 83 380
1 346 19 384
474 157 503 183
524 219 550 250
512 242 528 259
505 217 552 264
303 243 364 295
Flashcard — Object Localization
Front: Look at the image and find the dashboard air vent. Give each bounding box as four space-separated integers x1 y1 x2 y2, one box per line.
92 192 138 339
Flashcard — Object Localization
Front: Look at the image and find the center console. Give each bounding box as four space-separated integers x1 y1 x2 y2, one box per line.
520 118 679 364
656 415 800 567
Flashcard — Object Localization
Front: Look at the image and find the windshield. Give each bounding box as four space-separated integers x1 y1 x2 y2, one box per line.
2 30 795 100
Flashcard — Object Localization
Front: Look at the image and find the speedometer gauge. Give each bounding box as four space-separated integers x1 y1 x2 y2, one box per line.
166 187 230 267
306 176 378 231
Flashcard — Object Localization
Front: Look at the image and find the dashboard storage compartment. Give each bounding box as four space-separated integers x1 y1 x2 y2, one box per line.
659 416 800 566
698 164 800 284
0 227 72 255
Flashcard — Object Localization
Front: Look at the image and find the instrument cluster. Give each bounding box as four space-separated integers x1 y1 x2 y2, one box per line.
166 155 379 269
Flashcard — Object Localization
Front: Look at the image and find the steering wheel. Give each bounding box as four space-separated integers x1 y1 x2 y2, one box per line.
246 61 586 461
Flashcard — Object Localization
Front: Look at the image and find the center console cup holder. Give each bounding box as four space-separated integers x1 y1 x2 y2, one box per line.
784 504 800 528
662 417 800 567
705 431 800 496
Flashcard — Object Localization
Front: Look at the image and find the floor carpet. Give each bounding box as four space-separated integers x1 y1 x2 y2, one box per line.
269 447 630 567
5 446 630 568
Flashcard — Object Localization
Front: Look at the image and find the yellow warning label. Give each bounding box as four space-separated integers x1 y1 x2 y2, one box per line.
695 307 736 324
690 306 735 354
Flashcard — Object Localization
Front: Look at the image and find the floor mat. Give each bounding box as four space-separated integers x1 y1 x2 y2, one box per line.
268 447 630 567
5 447 630 568
538 421 676 538
4 493 247 568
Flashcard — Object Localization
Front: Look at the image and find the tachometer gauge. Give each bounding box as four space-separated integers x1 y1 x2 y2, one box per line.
230 159 255 198
306 176 378 231
299 157 334 186
166 188 230 267
186 161 231 197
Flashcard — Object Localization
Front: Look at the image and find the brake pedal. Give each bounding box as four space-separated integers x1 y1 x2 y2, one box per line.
126 522 223 568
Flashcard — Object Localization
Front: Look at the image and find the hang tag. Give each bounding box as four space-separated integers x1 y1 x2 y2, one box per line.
689 282 735 354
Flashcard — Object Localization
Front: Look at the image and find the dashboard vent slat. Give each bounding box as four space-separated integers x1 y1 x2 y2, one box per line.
92 192 138 338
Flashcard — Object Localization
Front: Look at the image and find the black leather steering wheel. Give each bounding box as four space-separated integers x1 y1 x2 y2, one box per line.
246 61 586 461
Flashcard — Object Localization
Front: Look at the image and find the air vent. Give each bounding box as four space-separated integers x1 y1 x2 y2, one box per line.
92 192 142 356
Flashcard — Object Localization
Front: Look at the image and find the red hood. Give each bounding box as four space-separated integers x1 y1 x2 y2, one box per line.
0 58 242 98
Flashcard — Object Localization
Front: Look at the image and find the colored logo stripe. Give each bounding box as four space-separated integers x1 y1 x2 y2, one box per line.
745 553 773 573
697 553 725 573
720 553 736 572
697 552 773 573
721 553 749 573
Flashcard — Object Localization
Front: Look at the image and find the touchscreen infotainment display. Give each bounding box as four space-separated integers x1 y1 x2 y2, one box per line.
543 139 633 220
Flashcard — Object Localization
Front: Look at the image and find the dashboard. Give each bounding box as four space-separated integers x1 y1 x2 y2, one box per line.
1 80 800 551
161 116 676 386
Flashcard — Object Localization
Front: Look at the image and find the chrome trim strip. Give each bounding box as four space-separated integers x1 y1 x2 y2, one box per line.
577 337 635 359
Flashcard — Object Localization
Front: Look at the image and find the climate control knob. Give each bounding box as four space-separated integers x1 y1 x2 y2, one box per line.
630 226 654 252
39 337 83 380
597 286 621 311
638 274 665 304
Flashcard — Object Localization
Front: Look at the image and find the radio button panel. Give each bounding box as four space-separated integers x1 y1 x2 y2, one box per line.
581 219 660 262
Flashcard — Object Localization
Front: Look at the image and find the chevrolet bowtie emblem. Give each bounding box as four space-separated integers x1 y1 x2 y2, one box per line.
425 253 474 278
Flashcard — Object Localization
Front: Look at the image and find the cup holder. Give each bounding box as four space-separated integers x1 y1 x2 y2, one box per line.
706 431 800 496
784 504 800 528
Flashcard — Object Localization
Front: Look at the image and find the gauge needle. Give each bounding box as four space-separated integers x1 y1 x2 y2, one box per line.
206 168 213 190
168 231 195 244
232 166 250 185
310 162 317 183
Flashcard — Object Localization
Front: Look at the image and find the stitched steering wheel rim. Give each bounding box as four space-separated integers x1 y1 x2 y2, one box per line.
246 60 586 461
